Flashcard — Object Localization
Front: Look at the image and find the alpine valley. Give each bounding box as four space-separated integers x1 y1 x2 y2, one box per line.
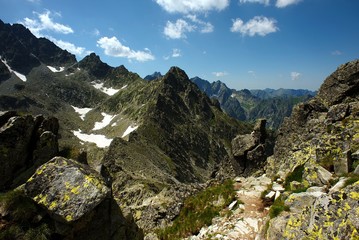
0 20 359 240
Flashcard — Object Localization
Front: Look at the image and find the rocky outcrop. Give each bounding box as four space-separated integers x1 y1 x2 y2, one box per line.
264 59 359 239
0 111 59 190
232 119 273 176
266 182 359 239
267 59 359 178
0 156 143 240
25 157 110 222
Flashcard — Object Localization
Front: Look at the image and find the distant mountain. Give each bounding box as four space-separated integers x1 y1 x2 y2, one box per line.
250 88 316 99
144 71 163 81
191 77 316 129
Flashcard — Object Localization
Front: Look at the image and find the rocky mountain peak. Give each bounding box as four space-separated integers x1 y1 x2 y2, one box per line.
78 53 112 78
0 19 76 74
162 66 191 90
316 59 359 107
144 71 163 81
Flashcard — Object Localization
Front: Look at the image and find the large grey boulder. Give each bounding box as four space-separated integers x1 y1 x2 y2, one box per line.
25 156 110 223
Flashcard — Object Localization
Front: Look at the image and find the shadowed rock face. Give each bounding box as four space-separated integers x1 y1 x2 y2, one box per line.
316 60 359 107
232 119 274 176
0 111 59 191
0 20 76 74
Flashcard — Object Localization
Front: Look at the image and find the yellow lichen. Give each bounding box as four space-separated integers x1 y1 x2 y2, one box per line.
343 202 351 211
71 186 80 194
36 165 47 175
351 228 359 240
35 193 48 205
63 194 70 202
349 191 359 200
65 215 73 222
337 208 343 218
49 201 57 210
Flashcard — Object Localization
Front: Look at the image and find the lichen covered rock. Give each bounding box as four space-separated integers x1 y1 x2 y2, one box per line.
25 156 110 223
267 181 359 239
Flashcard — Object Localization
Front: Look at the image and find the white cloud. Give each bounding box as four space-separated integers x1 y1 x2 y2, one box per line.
97 36 155 62
230 16 278 37
52 39 85 55
248 70 257 78
172 48 182 57
164 16 214 40
239 0 270 5
22 10 73 37
186 15 214 33
212 71 228 77
44 36 85 55
155 0 229 13
291 71 301 81
164 48 182 60
164 19 195 39
276 0 302 8
92 28 100 36
27 0 41 3
21 10 87 56
331 50 342 56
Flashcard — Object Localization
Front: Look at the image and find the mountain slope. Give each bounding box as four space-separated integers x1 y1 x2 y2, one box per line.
0 20 256 233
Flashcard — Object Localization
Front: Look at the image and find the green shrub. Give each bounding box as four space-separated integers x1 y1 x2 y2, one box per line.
157 180 236 240
284 165 304 191
0 189 37 222
343 175 359 188
268 196 290 219
0 189 52 240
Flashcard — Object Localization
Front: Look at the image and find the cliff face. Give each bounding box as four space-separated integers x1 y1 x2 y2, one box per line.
267 60 359 178
264 60 359 239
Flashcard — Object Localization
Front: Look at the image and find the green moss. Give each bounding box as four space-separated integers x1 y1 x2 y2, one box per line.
156 180 236 239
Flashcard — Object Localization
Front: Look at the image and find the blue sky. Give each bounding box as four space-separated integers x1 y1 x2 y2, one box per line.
1 0 359 90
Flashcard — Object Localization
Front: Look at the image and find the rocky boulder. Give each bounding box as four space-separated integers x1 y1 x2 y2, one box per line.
232 119 273 175
316 60 359 107
25 157 110 223
266 180 359 239
0 111 59 190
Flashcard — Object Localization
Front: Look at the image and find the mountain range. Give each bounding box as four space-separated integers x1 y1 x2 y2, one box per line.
1 19 359 240
144 73 316 129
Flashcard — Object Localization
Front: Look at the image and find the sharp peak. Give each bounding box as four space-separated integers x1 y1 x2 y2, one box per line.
164 66 189 79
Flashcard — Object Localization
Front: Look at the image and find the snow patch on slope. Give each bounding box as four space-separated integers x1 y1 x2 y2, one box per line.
73 130 112 148
92 82 121 96
122 125 138 138
72 106 93 120
1 57 27 82
47 66 65 72
93 112 116 130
